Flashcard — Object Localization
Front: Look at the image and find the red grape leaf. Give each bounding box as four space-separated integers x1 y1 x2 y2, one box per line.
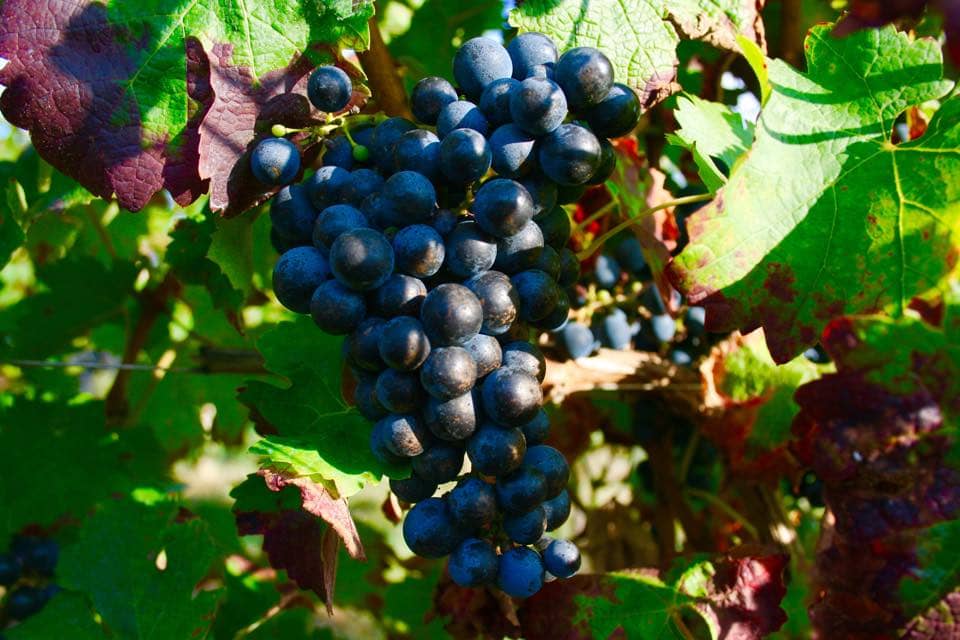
0 1 372 212
514 550 787 640
669 25 959 363
791 295 960 637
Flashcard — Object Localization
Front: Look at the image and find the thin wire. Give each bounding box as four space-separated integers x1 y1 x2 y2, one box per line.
1 359 191 373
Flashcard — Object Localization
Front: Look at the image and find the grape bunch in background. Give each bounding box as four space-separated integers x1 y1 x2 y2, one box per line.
252 32 640 597
0 536 60 630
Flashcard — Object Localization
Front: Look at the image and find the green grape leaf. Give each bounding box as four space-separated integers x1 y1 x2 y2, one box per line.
240 317 406 499
59 499 222 640
666 94 754 192
516 550 789 639
0 0 373 212
509 0 765 109
4 592 107 640
208 211 258 300
670 25 960 363
382 0 504 86
0 257 136 359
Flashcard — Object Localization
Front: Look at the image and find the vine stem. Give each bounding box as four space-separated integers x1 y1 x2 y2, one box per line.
686 488 760 540
576 193 713 261
357 17 411 118
573 200 618 233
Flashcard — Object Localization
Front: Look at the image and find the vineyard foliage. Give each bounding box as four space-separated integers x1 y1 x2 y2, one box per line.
0 0 957 639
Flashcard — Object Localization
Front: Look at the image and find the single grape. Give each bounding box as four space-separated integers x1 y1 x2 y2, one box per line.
310 280 366 334
411 76 459 125
346 317 386 372
308 65 352 112
382 170 437 223
488 124 537 179
472 179 535 238
524 445 569 498
507 32 558 80
420 347 478 400
445 222 498 278
391 472 438 503
453 37 513 101
373 274 428 317
411 443 464 484
685 306 706 336
306 165 351 211
602 308 634 350
394 129 441 181
420 283 484 347
615 236 646 274
641 285 668 315
355 375 388 421
542 539 581 579
521 409 550 446
561 322 597 359
482 368 542 427
463 333 503 378
479 77 519 126
670 349 693 366
447 477 498 530
512 269 561 322
594 254 621 289
0 552 21 586
651 313 677 342
535 206 571 250
437 100 490 139
329 228 395 291
495 221 544 274
542 489 572 530
250 137 300 185
538 123 602 185
402 497 464 558
554 46 614 112
584 83 641 138
6 585 50 620
497 547 545 598
371 117 417 173
375 368 425 414
322 134 354 170
340 168 384 207
531 245 561 280
804 344 830 364
510 76 567 136
372 414 431 458
273 246 329 314
424 391 480 441
270 185 317 246
449 538 499 587
361 193 399 229
379 316 431 371
504 506 547 544
431 208 460 236
312 203 369 250
500 341 546 382
587 138 616 185
439 128 492 185
393 224 446 278
557 249 581 287
533 288 570 331
522 175 558 217
497 467 548 513
467 423 527 477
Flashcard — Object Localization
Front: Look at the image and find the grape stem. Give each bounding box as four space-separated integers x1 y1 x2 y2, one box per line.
576 193 713 261
572 200 618 233
685 488 759 540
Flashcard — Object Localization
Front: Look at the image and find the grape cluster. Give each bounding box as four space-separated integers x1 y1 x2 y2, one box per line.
254 32 641 597
0 536 60 626
560 235 709 366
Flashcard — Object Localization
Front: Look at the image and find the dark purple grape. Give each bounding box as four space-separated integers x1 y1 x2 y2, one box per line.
379 316 431 371
557 249 581 287
467 423 527 477
373 274 427 317
375 368 424 414
251 137 300 185
371 117 417 172
453 37 513 101
308 65 352 112
402 497 464 558
554 46 614 112
431 208 459 236
394 129 441 180
594 254 621 289
411 76 459 125
510 76 567 136
602 308 633 350
512 269 560 322
346 317 386 372
439 128 492 185
372 414 431 457
616 236 646 274
449 538 498 587
306 165 350 211
524 445 569 498
465 270 519 336
521 174 558 217
273 246 329 314
533 288 569 331
382 170 437 224
535 205 571 250
587 138 616 185
424 391 480 441
420 283 483 346
504 506 547 544
543 539 581 578
501 341 546 382
447 477 498 530
437 100 490 138
542 489 571 530
496 467 548 514
489 124 537 179
341 168 384 206
482 368 542 427
561 321 597 358
538 124 602 186
495 221 544 274
393 224 446 278
329 228 395 291
520 410 550 446
270 185 317 246
479 77 519 126
391 472 438 503
445 221 498 278
497 547 545 598
507 32 558 80
531 245 561 280
463 334 502 378
312 204 369 250
411 443 464 484
584 83 641 138
471 179 535 238
355 375 388 420
420 347 478 400
323 134 354 170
